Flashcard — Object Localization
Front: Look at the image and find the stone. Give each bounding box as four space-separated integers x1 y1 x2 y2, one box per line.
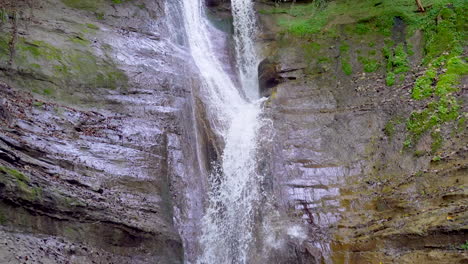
258 58 280 97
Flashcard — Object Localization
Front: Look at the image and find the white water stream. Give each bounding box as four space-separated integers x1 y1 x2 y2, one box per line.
180 0 262 263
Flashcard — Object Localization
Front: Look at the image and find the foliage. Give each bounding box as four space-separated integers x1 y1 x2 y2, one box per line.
358 56 380 72
384 43 409 86
461 241 468 250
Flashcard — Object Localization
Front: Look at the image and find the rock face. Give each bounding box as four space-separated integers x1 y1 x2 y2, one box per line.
0 0 201 263
255 2 468 264
258 58 279 97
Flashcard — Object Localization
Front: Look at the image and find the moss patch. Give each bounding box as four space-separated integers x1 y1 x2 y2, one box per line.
405 2 466 150
340 43 352 75
0 166 41 201
61 0 102 11
11 37 128 94
383 43 409 86
0 166 29 182
266 0 462 37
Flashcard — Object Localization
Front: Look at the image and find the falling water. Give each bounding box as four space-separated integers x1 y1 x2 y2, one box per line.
180 0 262 263
232 0 259 100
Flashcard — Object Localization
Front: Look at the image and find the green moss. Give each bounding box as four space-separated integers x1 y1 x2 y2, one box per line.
95 12 105 20
392 44 409 74
384 120 396 138
339 43 350 53
341 59 352 75
405 95 460 147
412 68 436 100
0 166 29 183
33 101 44 107
461 241 468 250
17 39 62 61
354 23 371 35
111 0 132 3
386 72 395 86
69 35 91 46
62 196 86 208
422 5 464 64
358 56 379 73
435 57 468 96
12 37 128 92
456 117 466 133
414 150 426 157
43 88 53 95
430 130 443 153
0 34 9 58
383 43 409 86
61 0 101 11
0 166 41 201
86 23 99 30
339 43 352 75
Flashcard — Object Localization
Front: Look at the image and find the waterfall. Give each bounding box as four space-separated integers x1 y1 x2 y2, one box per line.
180 0 262 263
232 0 259 101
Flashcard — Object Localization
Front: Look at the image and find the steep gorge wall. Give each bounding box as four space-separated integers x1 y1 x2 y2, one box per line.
0 0 202 263
255 0 467 263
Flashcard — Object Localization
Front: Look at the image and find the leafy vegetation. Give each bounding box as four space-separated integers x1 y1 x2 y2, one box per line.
461 241 468 250
383 43 410 86
358 56 380 73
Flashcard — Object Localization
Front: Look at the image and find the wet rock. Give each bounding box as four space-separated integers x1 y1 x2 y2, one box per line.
0 0 202 263
255 4 468 264
258 58 280 97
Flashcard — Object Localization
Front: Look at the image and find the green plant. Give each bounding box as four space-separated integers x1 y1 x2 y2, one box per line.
386 72 395 86
461 241 468 250
341 60 352 75
412 68 437 100
358 56 380 72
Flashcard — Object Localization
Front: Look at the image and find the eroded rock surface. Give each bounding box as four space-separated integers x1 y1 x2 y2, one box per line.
0 0 201 263
256 1 468 263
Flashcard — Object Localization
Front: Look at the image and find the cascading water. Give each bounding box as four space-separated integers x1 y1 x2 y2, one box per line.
180 0 262 263
232 0 260 100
